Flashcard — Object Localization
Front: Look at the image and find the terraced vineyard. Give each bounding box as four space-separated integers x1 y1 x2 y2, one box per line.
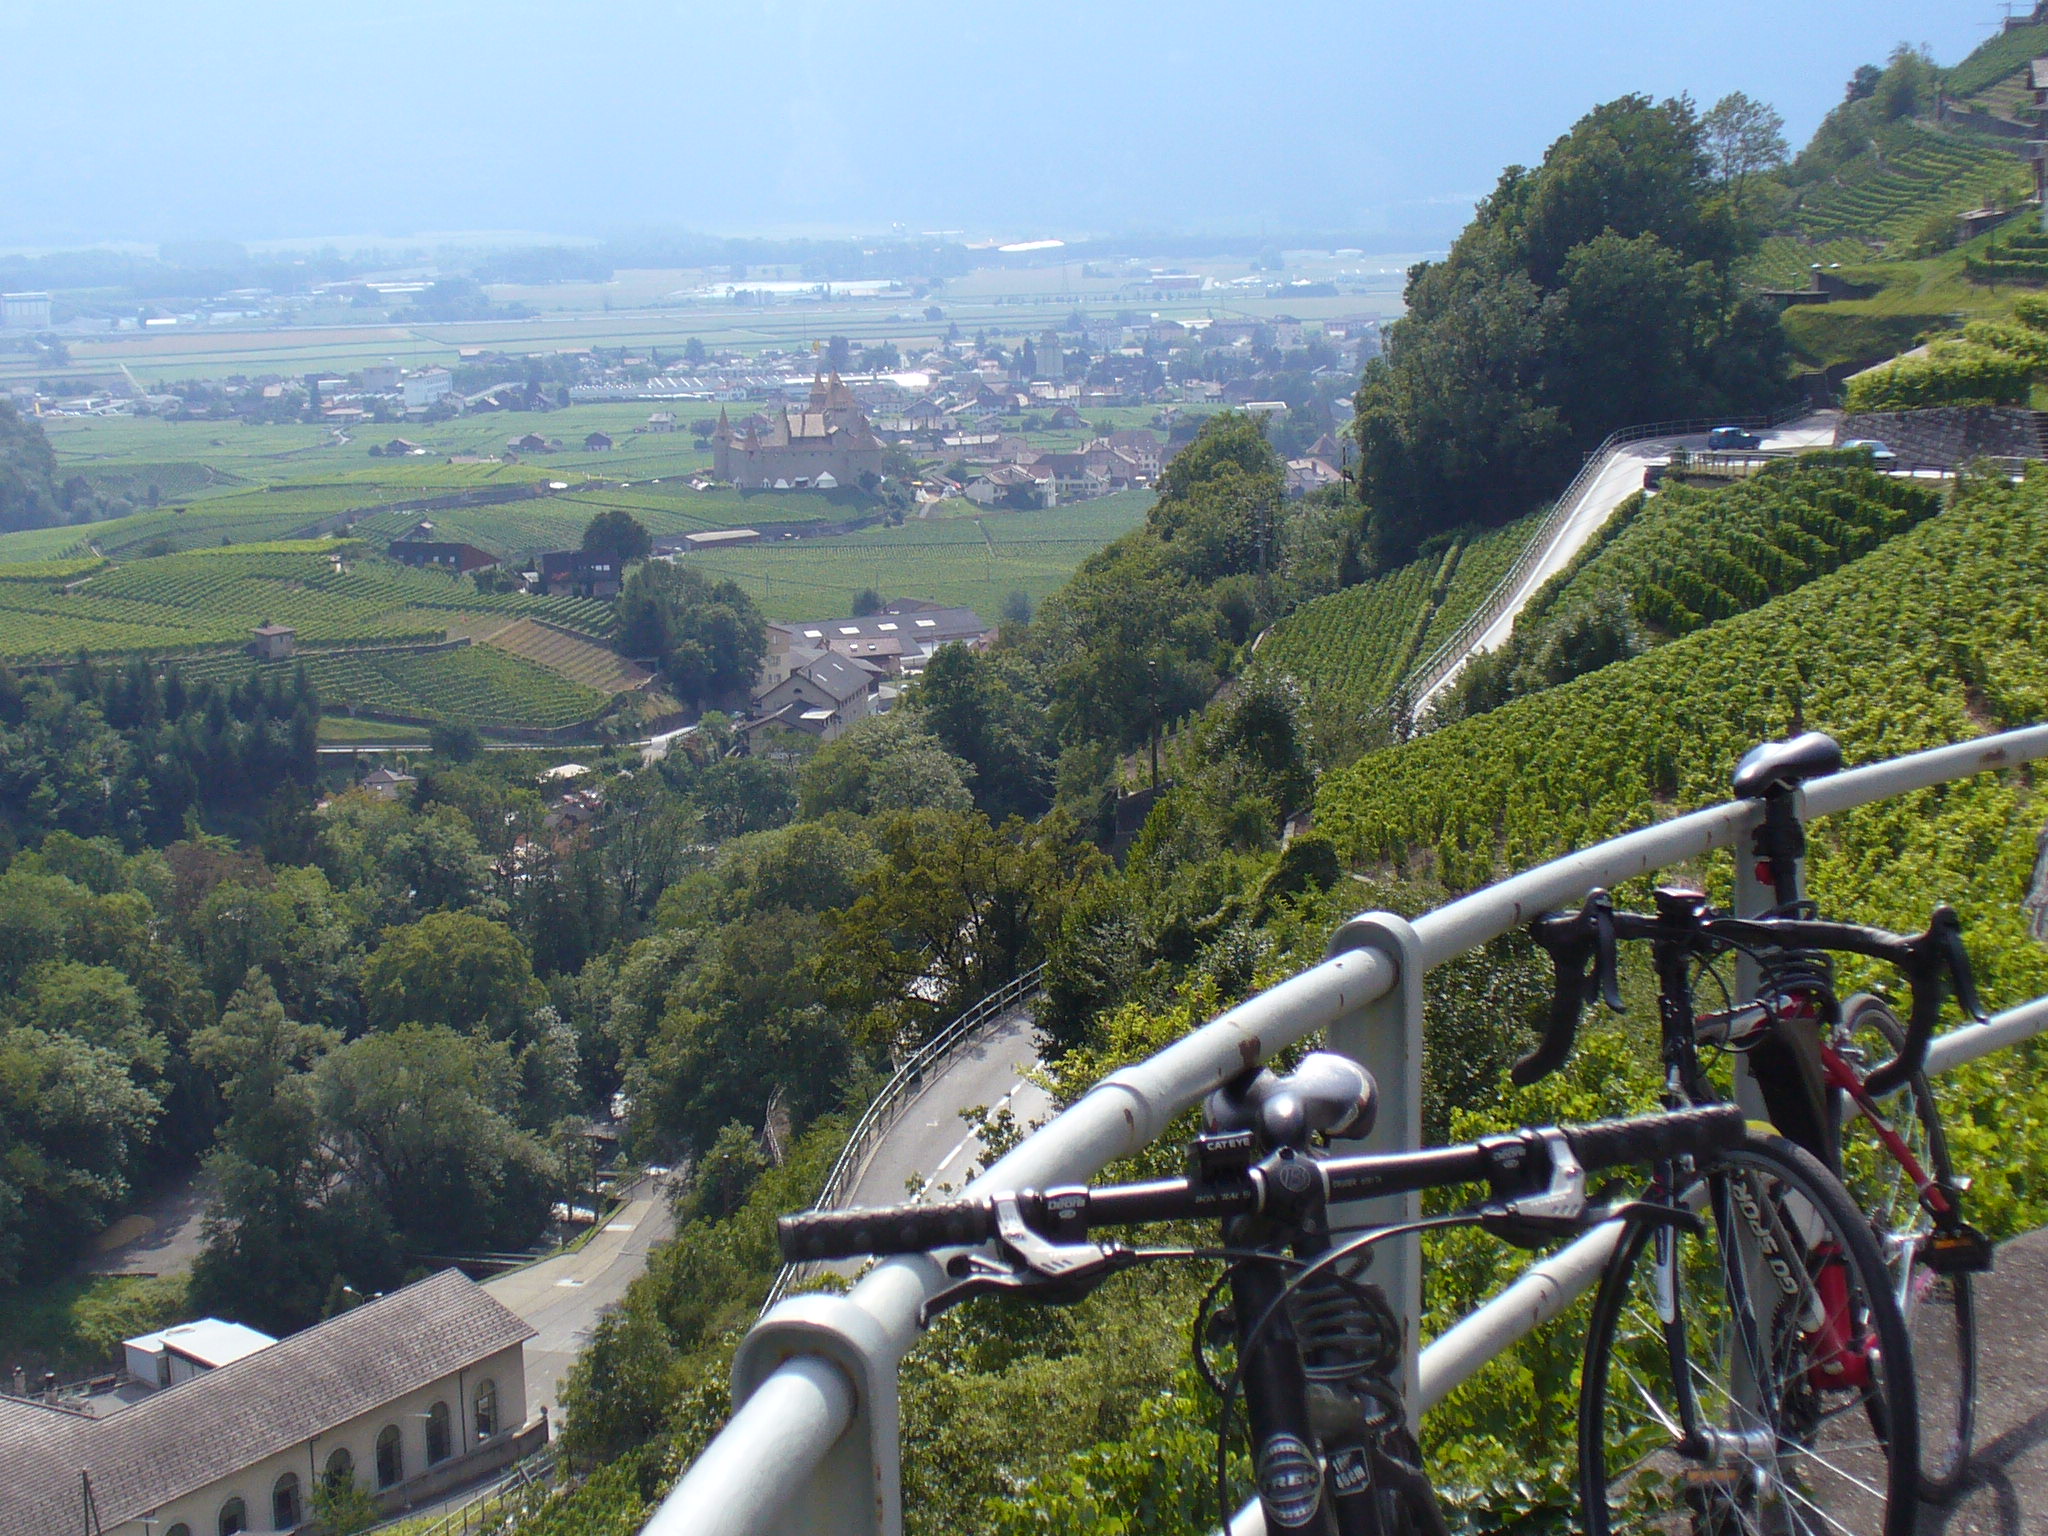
1254 553 1442 717
0 543 613 662
175 643 608 729
1253 509 1544 722
1742 236 1883 291
1791 123 2029 244
483 617 651 693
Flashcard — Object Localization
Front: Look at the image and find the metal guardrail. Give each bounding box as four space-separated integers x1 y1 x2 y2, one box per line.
760 963 1048 1312
1401 404 1816 710
649 723 2048 1536
369 1445 557 1536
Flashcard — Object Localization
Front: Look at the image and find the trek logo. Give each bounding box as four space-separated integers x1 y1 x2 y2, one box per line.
1257 1434 1324 1527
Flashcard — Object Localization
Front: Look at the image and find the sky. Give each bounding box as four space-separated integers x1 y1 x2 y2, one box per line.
0 0 1999 251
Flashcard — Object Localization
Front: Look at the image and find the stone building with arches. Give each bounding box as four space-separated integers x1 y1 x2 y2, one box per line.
0 1270 537 1536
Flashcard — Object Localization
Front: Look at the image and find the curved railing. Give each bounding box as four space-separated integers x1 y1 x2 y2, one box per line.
1401 403 1815 710
651 723 2048 1536
760 963 1048 1312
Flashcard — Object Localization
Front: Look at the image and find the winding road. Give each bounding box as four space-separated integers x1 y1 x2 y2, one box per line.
1414 416 1838 711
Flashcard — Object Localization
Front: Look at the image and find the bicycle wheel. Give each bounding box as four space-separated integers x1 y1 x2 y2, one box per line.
1834 993 1976 1497
1580 1129 1918 1536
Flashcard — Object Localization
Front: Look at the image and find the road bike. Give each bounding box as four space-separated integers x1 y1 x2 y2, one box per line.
781 1051 1752 1534
1517 733 1987 1520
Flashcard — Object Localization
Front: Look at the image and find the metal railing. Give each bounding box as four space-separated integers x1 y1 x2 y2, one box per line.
649 723 2048 1536
369 1445 557 1536
760 963 1048 1312
1401 403 1816 711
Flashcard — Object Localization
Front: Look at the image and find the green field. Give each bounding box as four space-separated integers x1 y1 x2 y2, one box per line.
668 490 1154 618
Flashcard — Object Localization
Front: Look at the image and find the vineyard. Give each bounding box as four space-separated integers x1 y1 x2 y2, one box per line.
1742 236 1884 292
1315 473 2048 1242
1252 509 1543 721
483 617 654 694
1790 123 2028 245
174 643 609 730
0 543 613 663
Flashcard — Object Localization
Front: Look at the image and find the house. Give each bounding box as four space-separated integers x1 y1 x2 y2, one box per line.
249 624 295 662
646 411 678 433
507 432 557 455
1285 457 1344 497
1048 403 1085 430
0 1270 537 1536
401 369 453 411
750 652 879 740
361 767 416 801
762 605 988 686
389 539 498 574
583 431 614 451
964 464 1046 508
380 438 425 456
539 550 623 599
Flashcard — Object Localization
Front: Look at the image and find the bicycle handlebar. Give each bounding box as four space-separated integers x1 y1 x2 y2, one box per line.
776 1104 1748 1263
1515 891 1984 1094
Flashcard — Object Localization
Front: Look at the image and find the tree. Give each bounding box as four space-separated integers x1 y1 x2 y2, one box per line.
851 587 884 616
614 562 766 709
911 644 1053 822
361 910 544 1044
582 508 652 565
796 712 975 820
826 336 852 373
684 336 707 365
1702 92 1788 211
428 720 482 762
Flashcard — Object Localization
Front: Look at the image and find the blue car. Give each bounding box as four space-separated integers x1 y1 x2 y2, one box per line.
1706 426 1762 450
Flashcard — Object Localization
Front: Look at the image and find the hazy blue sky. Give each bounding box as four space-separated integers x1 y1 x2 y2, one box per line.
0 1 1994 249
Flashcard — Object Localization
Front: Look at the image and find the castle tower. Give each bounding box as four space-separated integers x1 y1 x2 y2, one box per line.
1040 328 1064 382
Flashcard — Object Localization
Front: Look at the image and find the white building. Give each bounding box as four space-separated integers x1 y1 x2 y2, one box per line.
402 368 454 410
0 293 52 329
0 1270 536 1536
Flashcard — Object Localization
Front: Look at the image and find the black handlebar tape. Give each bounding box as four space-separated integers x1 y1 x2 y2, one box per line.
777 1196 995 1263
1515 911 1596 1087
1865 903 1967 1098
1560 1104 1748 1171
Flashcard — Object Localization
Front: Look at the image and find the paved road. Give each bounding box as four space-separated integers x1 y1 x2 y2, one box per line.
844 1008 1051 1209
81 1170 213 1277
483 1178 675 1424
1416 418 1838 710
1920 1226 2048 1533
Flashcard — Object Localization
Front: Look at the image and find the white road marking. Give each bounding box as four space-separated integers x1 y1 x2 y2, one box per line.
915 1072 1034 1200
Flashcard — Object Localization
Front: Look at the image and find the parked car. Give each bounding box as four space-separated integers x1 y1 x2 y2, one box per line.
1839 438 1899 466
1706 426 1762 450
1643 461 1669 490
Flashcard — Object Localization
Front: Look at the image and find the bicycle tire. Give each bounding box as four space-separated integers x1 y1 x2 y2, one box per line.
1834 993 1976 1497
1579 1128 1919 1536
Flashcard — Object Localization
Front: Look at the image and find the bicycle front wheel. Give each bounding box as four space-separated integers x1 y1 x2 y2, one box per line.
1834 993 1976 1497
1580 1129 1919 1536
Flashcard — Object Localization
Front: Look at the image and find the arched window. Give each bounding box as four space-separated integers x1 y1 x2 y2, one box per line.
217 1498 247 1536
375 1422 404 1488
425 1399 452 1464
166 1526 191 1536
272 1472 301 1530
473 1379 497 1440
322 1447 354 1488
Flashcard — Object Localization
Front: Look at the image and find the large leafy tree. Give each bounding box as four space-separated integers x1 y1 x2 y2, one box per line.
615 562 766 709
1353 94 1791 565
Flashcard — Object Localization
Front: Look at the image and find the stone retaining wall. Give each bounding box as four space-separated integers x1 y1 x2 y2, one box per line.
1835 407 2048 466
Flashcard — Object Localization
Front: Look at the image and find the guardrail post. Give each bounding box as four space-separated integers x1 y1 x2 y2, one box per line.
729 1293 910 1536
1321 911 1425 1418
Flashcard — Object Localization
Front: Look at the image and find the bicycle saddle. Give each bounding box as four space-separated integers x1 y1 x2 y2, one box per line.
1730 731 1843 799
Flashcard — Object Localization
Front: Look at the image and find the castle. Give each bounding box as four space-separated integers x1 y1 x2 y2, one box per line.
712 372 887 490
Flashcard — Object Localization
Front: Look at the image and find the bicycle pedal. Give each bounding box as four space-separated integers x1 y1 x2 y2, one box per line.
1921 1222 1994 1275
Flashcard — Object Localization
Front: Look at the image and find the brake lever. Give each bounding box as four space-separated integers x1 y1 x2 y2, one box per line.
1592 895 1624 1012
918 1193 1132 1325
1931 905 1987 1021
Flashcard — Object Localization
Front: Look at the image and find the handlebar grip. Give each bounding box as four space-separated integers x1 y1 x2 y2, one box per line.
1561 1104 1748 1171
1512 951 1586 1087
777 1197 995 1263
1866 904 1972 1098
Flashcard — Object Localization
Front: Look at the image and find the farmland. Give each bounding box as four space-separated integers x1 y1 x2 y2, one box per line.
0 542 612 666
668 490 1154 618
175 642 610 730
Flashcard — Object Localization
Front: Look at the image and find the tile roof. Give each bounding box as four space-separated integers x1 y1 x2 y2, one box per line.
0 1270 531 1536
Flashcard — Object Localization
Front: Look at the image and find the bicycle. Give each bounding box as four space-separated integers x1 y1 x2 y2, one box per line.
1518 821 1984 1522
780 1050 1750 1534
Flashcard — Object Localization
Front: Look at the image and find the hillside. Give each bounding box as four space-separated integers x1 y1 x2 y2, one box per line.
1444 457 1944 715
